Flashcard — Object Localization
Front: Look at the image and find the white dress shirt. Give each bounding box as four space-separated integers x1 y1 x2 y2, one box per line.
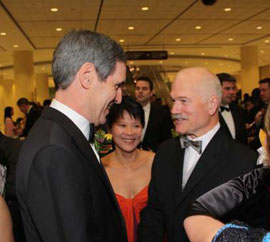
220 105 236 139
50 99 100 162
141 102 151 141
182 123 220 189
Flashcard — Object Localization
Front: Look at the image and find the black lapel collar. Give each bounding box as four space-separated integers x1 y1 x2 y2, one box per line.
41 108 116 199
175 129 224 207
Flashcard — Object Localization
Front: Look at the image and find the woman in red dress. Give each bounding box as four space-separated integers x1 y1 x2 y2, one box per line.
102 96 154 242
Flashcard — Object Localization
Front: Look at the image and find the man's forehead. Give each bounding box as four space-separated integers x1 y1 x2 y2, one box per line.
136 80 150 87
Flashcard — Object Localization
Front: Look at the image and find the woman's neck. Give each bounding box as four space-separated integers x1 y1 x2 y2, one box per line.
112 148 140 168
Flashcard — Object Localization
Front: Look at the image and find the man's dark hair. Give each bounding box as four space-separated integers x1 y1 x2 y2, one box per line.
52 30 126 91
107 96 145 129
136 76 154 91
43 99 51 107
17 98 30 106
216 73 236 85
259 78 270 86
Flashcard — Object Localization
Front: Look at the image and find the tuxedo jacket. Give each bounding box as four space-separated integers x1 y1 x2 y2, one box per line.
219 104 247 145
16 107 127 242
23 105 42 137
138 129 257 242
141 103 172 152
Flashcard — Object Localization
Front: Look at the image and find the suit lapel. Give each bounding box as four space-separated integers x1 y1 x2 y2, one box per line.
175 130 223 207
42 108 115 199
219 112 232 138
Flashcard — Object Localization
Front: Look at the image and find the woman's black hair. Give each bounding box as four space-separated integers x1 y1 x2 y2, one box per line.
107 96 145 129
4 106 13 120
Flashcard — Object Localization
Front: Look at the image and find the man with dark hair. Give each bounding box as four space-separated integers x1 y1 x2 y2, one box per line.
259 78 270 104
135 76 172 151
216 72 247 145
138 67 256 242
16 98 41 137
16 30 127 242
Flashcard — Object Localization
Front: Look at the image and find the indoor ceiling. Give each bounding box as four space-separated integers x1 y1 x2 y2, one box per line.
0 0 270 80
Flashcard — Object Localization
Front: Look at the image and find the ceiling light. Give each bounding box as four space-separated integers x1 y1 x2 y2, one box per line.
265 39 270 43
56 28 62 32
201 53 205 56
195 26 202 30
170 52 175 55
119 39 125 43
261 50 265 54
130 61 134 65
159 61 163 64
136 67 140 71
224 8 231 12
176 38 181 42
0 32 7 36
128 26 134 30
228 38 234 41
13 44 19 48
50 8 58 12
141 7 149 11
256 26 263 30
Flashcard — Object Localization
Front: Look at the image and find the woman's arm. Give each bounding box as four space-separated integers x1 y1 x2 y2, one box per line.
184 215 224 242
0 196 14 242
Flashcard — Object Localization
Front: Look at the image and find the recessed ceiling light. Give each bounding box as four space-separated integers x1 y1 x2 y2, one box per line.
128 26 134 30
13 44 19 48
224 8 231 12
136 67 140 71
256 26 263 30
159 61 163 64
119 39 125 43
264 39 270 43
176 38 181 42
56 28 62 32
201 53 205 56
261 50 265 54
195 26 202 30
141 7 149 11
0 32 7 36
130 61 134 65
228 38 234 41
170 52 175 55
50 8 58 12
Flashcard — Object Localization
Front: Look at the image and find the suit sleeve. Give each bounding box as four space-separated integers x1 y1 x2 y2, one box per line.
185 168 269 219
138 156 165 242
27 145 96 242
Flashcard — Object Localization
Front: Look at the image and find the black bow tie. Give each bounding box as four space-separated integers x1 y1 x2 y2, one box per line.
220 106 230 112
180 136 202 154
89 123 95 143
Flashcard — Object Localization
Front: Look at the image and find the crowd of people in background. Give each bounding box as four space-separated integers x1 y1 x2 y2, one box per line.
0 29 269 242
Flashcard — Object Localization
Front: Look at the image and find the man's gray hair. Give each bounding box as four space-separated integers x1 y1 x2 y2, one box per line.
52 30 126 90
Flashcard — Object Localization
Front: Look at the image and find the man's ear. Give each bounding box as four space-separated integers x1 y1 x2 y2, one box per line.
208 96 220 116
78 62 95 89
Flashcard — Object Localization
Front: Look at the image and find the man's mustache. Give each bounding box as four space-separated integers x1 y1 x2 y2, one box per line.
171 114 187 121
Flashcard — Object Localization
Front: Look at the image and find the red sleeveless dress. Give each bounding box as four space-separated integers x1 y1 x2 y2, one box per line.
115 186 148 242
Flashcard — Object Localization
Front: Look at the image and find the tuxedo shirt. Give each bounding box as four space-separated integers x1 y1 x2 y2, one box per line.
141 102 151 141
220 105 236 139
182 123 220 189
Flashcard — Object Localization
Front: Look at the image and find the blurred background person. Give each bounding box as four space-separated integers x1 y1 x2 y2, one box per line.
4 106 16 137
102 96 154 242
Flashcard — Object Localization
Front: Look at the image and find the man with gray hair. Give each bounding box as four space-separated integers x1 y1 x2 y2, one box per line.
16 30 127 242
138 67 257 242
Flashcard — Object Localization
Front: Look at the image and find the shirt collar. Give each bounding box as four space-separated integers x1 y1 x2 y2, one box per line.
143 102 151 112
50 99 90 141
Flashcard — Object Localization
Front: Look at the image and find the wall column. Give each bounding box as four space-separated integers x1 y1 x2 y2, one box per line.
240 46 259 95
14 51 35 101
35 73 49 104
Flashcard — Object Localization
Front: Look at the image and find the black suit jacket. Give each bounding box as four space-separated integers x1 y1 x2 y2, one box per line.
141 103 172 152
219 104 247 145
22 105 42 137
138 128 257 242
16 108 127 242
